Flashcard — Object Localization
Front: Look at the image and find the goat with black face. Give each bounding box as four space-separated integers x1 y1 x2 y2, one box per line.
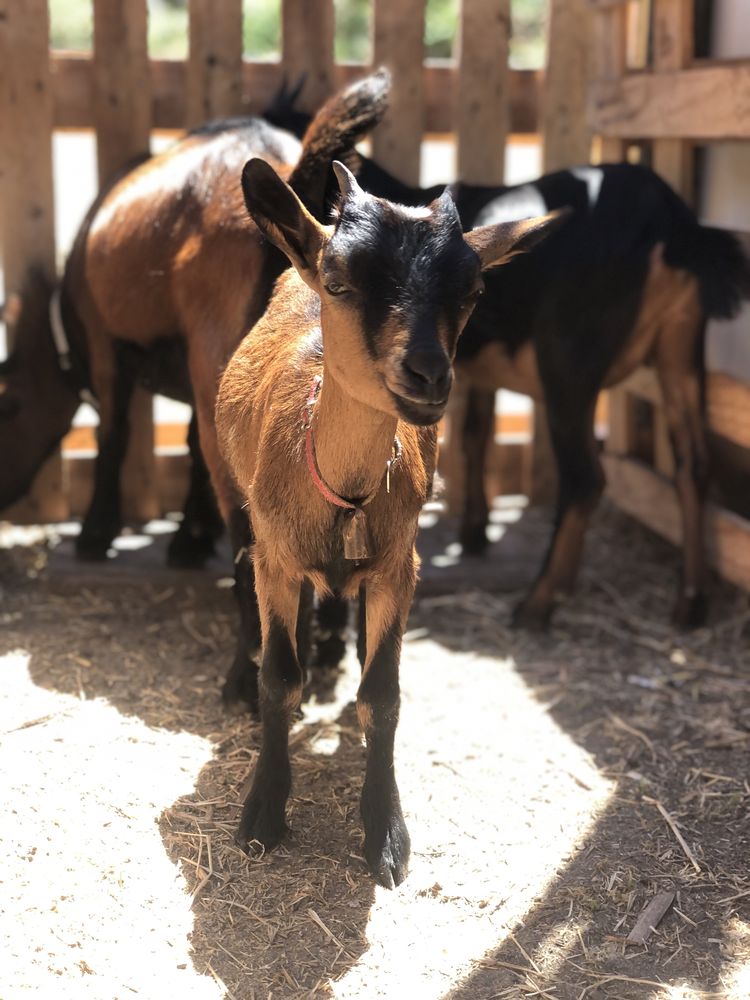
215 160 561 887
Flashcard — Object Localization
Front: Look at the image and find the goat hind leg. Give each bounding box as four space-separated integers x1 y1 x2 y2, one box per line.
513 399 603 629
167 411 224 568
655 312 709 627
76 348 136 560
459 387 495 555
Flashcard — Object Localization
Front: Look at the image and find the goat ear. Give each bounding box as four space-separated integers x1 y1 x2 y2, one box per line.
241 158 327 283
464 208 570 269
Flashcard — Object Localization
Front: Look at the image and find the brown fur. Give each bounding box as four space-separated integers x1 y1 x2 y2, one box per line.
215 159 562 886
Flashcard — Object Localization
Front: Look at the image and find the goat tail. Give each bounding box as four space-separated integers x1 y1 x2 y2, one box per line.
288 68 391 219
665 223 750 321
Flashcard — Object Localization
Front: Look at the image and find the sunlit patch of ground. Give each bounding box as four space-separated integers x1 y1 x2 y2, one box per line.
0 651 222 1000
1 502 748 998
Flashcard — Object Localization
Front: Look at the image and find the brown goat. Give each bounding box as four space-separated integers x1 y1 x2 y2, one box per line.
215 158 561 887
0 74 389 702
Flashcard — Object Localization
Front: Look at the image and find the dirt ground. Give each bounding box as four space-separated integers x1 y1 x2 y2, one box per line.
1 499 749 1000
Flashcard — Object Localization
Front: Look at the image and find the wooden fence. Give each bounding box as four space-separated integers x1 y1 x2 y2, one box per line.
0 0 565 525
588 0 750 592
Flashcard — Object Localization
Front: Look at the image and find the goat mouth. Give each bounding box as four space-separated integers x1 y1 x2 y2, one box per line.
386 387 447 426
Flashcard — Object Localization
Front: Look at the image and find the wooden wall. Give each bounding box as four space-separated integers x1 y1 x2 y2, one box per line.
588 0 750 593
0 0 546 526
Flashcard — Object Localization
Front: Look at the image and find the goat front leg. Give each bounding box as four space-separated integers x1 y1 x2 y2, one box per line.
76 346 136 560
459 386 496 555
357 578 413 888
236 565 304 852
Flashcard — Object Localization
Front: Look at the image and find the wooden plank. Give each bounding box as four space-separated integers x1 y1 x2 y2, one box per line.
0 0 67 521
93 0 150 182
651 0 693 198
281 0 334 113
372 0 426 185
619 366 750 452
707 373 750 450
49 55 541 135
606 387 638 452
543 0 593 171
603 453 750 592
590 64 750 140
187 0 243 127
455 0 510 184
93 0 158 524
591 2 627 161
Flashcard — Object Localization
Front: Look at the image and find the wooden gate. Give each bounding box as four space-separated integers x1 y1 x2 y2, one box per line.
588 0 750 592
1 0 556 525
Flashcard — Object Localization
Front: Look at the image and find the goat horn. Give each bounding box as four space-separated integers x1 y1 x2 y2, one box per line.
332 160 362 201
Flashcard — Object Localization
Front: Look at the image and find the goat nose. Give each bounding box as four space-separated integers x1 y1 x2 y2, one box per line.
403 349 450 388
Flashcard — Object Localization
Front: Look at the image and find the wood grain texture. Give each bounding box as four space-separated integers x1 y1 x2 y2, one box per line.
0 0 67 520
455 0 510 185
281 0 335 112
93 0 150 183
187 0 243 126
651 0 693 200
372 0 425 185
590 63 750 140
543 0 593 172
590 2 627 162
50 55 541 134
93 0 157 522
603 453 750 592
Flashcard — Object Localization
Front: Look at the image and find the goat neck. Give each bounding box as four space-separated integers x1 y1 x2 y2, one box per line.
309 362 398 504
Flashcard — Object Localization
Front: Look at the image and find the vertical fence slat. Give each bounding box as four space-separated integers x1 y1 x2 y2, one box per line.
651 0 693 197
650 0 693 477
0 0 67 521
93 0 158 523
456 0 509 185
543 0 592 171
188 0 244 127
591 3 627 161
281 0 335 113
372 0 425 186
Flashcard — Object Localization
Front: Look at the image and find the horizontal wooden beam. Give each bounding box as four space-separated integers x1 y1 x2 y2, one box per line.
618 365 750 451
50 53 541 135
603 453 750 592
589 62 750 139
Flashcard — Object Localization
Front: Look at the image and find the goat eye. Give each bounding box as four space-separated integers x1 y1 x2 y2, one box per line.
324 280 349 297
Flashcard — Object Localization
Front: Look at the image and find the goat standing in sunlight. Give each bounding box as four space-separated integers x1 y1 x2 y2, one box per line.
216 159 562 886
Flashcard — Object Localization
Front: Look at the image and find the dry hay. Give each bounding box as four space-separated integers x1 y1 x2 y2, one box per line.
0 500 748 999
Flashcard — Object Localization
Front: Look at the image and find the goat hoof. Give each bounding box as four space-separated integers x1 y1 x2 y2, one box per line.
672 590 709 629
236 794 288 854
222 658 260 715
166 529 217 569
364 812 411 889
511 598 553 631
459 521 489 556
75 527 117 561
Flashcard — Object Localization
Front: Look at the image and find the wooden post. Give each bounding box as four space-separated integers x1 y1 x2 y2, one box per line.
0 0 67 521
187 0 244 127
591 1 628 162
281 0 335 113
372 0 425 185
93 0 158 523
524 0 595 505
650 0 693 477
543 0 593 172
455 0 509 185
